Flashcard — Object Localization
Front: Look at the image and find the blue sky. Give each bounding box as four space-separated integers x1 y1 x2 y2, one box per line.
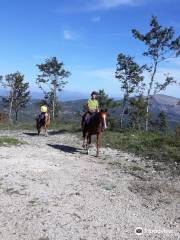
0 0 180 98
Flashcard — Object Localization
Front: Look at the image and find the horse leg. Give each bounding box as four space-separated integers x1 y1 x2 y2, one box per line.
36 122 40 135
86 134 91 155
82 129 86 148
44 125 48 137
96 133 101 157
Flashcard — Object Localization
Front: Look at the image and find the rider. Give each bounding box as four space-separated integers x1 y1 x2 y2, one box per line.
39 100 48 122
82 91 99 128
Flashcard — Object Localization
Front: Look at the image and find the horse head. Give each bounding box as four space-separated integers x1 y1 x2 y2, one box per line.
99 109 108 129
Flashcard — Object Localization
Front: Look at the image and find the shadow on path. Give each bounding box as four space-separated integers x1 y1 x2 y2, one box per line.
47 144 82 154
48 130 68 135
23 132 38 136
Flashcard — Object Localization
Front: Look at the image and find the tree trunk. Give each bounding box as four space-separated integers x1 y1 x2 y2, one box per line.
120 103 126 128
9 92 13 120
120 95 128 128
145 61 157 131
52 99 55 119
52 84 57 119
145 97 150 131
15 111 18 121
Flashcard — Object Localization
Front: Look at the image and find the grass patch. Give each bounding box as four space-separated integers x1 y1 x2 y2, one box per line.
49 121 80 133
0 120 80 132
102 130 180 163
0 122 35 130
0 136 25 146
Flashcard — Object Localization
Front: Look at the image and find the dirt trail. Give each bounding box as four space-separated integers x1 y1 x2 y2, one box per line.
0 130 179 240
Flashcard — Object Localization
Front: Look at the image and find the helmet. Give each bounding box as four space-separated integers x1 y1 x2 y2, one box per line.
91 91 98 96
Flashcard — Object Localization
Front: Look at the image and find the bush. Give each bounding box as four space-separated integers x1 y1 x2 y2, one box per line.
0 112 8 123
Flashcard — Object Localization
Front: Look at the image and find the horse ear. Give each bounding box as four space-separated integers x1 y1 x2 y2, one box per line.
104 108 108 112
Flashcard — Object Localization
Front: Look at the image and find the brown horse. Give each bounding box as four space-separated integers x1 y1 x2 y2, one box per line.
36 113 50 137
82 109 108 156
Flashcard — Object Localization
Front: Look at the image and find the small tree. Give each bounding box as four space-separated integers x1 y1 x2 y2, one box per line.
0 73 16 119
132 16 180 131
44 92 62 118
97 89 118 110
156 111 168 133
36 57 70 119
2 72 30 121
12 73 30 121
115 53 145 128
129 95 147 130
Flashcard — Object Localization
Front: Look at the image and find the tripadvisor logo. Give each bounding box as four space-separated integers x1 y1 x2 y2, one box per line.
135 227 143 235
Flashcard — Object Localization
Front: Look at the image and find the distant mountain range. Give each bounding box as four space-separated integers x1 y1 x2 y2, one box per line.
62 94 180 122
0 89 121 102
0 89 88 101
150 95 180 123
30 90 90 101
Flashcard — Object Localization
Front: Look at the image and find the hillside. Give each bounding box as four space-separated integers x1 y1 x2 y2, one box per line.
0 94 180 125
151 94 180 123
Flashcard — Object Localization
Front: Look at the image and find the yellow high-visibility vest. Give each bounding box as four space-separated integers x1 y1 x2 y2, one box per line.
88 99 99 112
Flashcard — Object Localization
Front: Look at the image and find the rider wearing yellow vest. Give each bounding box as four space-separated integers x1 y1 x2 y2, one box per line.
39 101 48 121
87 98 99 113
82 91 99 128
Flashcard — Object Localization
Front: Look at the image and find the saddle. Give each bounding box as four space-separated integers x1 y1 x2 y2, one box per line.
82 111 105 131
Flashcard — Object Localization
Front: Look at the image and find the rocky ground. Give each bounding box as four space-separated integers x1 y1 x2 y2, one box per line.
0 130 179 240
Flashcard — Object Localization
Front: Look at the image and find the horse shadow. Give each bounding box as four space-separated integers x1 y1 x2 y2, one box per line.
23 130 68 137
47 144 82 154
23 132 38 136
48 130 68 135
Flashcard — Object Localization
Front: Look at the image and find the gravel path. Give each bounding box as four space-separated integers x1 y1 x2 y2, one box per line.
0 130 179 240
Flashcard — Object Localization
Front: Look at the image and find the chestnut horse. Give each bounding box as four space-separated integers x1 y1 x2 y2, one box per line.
82 110 107 156
36 113 50 137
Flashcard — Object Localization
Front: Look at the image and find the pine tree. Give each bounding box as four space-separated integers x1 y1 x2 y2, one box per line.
129 95 147 130
157 111 168 133
97 89 118 110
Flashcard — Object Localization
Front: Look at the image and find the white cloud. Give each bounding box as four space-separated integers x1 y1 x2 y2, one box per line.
63 30 79 40
168 58 180 67
85 0 139 11
55 0 140 13
98 0 134 8
91 16 101 22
